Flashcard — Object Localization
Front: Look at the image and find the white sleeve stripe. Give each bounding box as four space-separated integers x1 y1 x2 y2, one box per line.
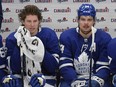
0 64 5 69
60 57 73 61
96 66 110 72
52 53 59 58
52 53 59 63
55 57 59 63
13 74 22 78
44 75 56 80
59 63 73 69
96 61 109 65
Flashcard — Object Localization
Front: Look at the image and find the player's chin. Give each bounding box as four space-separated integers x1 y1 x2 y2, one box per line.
83 30 91 35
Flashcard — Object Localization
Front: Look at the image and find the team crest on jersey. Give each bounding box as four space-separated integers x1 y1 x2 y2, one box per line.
74 52 94 75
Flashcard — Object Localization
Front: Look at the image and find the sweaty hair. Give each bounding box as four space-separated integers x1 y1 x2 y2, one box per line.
18 5 42 23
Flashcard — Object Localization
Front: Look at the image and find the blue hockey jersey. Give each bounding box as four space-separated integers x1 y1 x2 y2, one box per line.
107 38 116 74
0 35 7 84
59 27 112 86
0 0 3 29
5 27 60 84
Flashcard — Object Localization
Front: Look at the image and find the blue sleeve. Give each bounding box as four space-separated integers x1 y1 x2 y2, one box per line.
41 30 60 75
5 33 21 74
0 0 3 29
107 38 116 74
0 35 3 47
5 34 16 57
59 32 77 84
95 32 112 80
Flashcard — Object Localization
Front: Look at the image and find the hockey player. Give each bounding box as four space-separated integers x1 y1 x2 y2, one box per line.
0 35 7 86
107 38 116 87
2 5 60 87
0 2 6 80
59 4 112 87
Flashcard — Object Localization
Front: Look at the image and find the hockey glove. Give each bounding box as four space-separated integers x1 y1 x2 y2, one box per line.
112 74 116 87
71 79 87 87
29 73 46 87
2 75 22 87
87 76 104 87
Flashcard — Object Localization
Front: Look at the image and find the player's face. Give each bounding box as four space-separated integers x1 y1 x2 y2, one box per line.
23 15 40 36
78 16 95 35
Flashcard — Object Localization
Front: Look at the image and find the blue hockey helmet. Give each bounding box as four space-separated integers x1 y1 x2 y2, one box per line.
78 4 96 18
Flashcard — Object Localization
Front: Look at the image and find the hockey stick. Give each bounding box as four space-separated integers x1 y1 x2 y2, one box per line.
7 56 12 75
88 50 93 87
20 46 25 87
56 69 60 87
19 30 28 87
88 26 96 87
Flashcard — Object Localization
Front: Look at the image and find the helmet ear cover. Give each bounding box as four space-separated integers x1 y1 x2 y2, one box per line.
78 4 96 18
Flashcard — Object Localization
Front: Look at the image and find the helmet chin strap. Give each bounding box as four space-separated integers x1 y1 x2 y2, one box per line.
89 26 96 52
